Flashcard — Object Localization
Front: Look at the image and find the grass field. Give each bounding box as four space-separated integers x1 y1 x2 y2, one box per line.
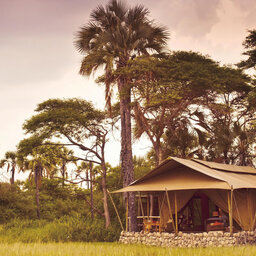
0 243 255 256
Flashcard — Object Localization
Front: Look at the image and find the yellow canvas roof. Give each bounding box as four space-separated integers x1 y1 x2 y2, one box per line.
192 158 256 174
114 157 256 193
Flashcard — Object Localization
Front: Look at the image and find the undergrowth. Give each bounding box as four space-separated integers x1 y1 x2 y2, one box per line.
0 216 121 243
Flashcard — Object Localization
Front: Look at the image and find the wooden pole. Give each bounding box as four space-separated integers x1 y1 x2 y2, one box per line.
138 192 145 218
147 193 149 219
252 213 256 231
159 192 166 232
138 192 146 232
174 192 178 235
126 196 129 232
107 190 124 231
159 192 166 214
165 189 176 233
247 189 253 231
158 194 161 231
230 186 233 235
228 186 233 236
138 193 140 217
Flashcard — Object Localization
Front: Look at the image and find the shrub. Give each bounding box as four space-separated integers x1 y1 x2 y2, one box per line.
0 216 121 243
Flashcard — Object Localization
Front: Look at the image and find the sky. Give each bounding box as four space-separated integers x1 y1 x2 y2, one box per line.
0 0 255 181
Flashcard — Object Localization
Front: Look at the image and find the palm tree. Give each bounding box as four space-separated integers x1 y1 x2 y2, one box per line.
0 151 19 185
75 0 169 231
17 137 64 219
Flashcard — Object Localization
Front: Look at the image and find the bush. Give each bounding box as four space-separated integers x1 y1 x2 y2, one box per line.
0 216 121 243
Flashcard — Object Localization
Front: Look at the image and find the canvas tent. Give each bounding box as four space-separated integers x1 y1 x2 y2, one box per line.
115 157 256 231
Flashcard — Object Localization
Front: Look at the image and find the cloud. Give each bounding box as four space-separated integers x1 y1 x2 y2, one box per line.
0 0 256 167
0 0 103 37
135 0 221 38
0 0 109 87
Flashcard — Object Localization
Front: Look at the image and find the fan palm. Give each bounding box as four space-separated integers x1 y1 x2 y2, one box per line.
75 0 169 231
0 151 19 184
18 137 67 219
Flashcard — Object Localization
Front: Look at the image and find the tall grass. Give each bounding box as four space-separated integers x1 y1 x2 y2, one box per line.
0 243 254 256
0 216 120 243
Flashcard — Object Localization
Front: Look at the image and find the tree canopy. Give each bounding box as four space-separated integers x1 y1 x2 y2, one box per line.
238 29 256 70
23 98 111 227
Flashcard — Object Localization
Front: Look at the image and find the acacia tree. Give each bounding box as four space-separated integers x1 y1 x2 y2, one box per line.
120 51 250 166
190 85 256 165
74 0 169 231
129 52 218 165
23 98 111 227
238 29 256 70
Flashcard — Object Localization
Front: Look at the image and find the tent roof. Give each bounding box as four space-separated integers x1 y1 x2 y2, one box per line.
192 158 256 174
114 157 256 193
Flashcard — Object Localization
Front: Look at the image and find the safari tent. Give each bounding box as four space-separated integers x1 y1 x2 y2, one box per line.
115 157 256 233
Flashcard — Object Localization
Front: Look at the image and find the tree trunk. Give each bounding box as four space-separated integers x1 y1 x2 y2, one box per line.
35 164 41 219
61 161 66 187
118 77 136 231
154 141 163 167
10 165 15 185
89 162 94 220
223 150 229 164
101 162 111 228
86 169 89 189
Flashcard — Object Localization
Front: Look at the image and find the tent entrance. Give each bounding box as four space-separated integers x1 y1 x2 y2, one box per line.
136 190 237 233
190 193 209 231
165 192 211 232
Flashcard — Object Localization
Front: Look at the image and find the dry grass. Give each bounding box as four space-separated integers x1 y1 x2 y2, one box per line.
0 243 255 256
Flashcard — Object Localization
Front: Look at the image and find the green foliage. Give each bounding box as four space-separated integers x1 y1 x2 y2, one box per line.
125 51 254 165
75 0 169 76
0 216 120 243
0 183 36 223
0 179 95 223
133 156 153 180
238 29 256 70
0 178 122 242
23 98 105 141
0 175 125 242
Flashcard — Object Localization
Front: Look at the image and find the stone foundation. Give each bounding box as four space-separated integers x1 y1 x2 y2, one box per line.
119 231 256 247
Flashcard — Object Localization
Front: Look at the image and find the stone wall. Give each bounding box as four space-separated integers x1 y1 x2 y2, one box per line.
119 231 256 247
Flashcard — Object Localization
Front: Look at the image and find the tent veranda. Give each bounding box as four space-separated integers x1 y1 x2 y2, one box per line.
114 157 256 231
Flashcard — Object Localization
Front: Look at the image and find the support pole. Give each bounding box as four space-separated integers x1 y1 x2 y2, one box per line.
138 193 140 217
228 186 233 236
126 196 129 232
252 213 256 231
138 192 146 232
247 189 253 231
159 192 166 214
158 194 161 231
107 190 124 231
138 192 145 218
147 194 149 219
159 192 166 232
175 192 178 235
165 189 176 233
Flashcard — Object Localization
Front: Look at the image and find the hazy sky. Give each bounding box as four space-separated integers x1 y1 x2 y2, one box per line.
0 0 255 180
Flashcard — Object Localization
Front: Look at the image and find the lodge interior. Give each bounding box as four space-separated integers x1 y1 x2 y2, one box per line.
134 191 240 233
